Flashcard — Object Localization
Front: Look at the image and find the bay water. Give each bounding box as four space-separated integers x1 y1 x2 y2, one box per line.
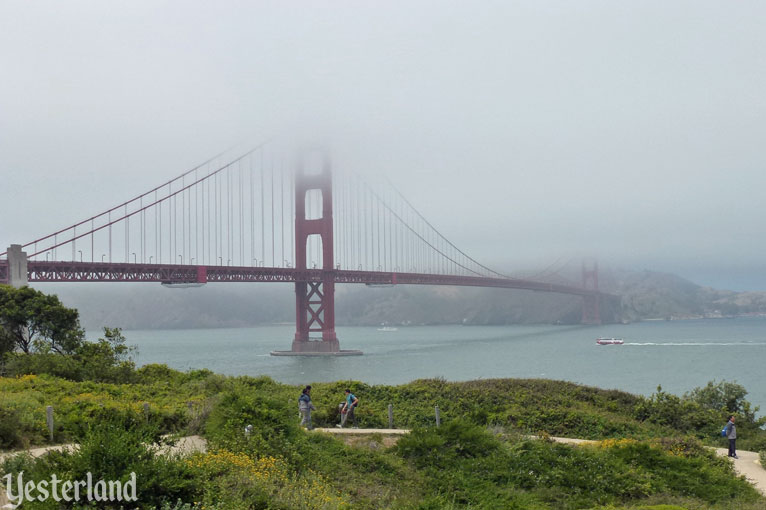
108 317 766 411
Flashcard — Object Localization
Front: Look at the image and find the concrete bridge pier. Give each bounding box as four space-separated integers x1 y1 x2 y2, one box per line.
6 244 28 288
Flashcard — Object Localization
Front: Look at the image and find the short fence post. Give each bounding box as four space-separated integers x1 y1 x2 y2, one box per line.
388 404 394 429
46 405 54 441
435 406 441 428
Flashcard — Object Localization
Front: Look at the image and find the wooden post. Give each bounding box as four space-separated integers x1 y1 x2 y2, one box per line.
388 404 394 429
143 402 150 421
435 406 441 427
46 406 54 441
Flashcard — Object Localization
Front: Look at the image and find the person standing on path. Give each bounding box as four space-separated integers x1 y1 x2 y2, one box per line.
336 389 359 428
298 386 316 430
725 415 738 459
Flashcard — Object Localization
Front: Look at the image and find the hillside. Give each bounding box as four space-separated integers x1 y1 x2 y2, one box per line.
2 369 765 510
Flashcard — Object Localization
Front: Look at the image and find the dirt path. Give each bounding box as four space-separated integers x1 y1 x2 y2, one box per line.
712 448 765 496
312 427 410 435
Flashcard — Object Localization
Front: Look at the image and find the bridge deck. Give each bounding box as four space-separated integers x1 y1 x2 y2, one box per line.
0 260 606 298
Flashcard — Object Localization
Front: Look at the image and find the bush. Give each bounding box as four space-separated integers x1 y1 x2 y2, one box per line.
0 371 210 448
185 450 349 510
0 405 26 449
204 384 303 462
0 388 46 448
0 414 197 509
3 327 137 384
395 420 499 468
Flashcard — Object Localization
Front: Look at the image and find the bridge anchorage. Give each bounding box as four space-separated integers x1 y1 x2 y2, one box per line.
1 142 608 356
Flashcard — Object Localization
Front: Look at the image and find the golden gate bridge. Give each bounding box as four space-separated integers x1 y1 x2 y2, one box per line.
0 141 604 355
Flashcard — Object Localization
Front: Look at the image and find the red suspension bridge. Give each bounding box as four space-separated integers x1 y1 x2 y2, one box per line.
0 143 605 355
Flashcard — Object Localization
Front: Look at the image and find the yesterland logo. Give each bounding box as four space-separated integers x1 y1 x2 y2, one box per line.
3 472 137 506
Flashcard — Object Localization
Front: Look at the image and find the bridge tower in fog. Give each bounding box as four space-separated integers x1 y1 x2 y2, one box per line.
283 151 354 355
581 259 601 325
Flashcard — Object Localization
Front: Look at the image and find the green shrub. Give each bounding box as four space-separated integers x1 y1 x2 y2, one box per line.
203 383 308 466
0 404 27 449
1 414 197 509
0 389 46 448
3 327 136 384
0 372 209 447
395 420 499 468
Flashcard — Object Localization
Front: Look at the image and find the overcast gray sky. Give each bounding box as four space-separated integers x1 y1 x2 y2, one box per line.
1 1 764 290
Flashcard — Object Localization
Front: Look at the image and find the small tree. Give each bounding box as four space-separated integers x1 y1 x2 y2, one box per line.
0 285 84 354
685 380 765 428
77 327 137 383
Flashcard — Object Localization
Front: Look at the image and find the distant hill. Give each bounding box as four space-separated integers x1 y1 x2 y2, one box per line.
34 268 766 331
610 269 766 321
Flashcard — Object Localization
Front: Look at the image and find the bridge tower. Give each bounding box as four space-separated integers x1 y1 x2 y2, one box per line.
581 259 601 324
275 151 361 356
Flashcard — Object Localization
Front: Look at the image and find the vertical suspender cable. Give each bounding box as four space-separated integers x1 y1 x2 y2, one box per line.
271 156 275 267
363 183 368 269
125 205 129 263
195 169 199 264
155 190 159 264
290 164 294 267
139 198 143 263
261 150 265 265
250 153 255 265
239 160 244 265
230 159 233 263
188 182 191 262
280 157 285 266
378 192 387 271
182 177 185 263
345 172 349 269
214 172 218 264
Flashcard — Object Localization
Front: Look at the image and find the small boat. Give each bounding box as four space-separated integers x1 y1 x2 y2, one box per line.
596 337 624 345
377 323 398 332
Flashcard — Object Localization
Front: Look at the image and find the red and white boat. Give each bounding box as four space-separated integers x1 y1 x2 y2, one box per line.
596 337 624 345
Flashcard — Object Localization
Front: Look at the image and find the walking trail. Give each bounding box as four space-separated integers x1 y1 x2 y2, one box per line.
1 432 764 508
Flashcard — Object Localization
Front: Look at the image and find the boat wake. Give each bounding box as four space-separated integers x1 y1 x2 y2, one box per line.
624 342 766 346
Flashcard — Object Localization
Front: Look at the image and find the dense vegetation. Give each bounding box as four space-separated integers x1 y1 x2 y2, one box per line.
2 285 766 509
2 367 766 509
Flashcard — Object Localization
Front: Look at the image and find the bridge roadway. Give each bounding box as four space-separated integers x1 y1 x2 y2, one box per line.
0 260 601 298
